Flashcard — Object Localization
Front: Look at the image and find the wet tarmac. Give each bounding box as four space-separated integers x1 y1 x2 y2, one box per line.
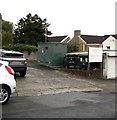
2 65 116 118
14 66 116 96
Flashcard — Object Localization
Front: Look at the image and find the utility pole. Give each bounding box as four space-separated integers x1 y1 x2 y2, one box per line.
0 13 2 49
45 25 47 42
43 19 47 42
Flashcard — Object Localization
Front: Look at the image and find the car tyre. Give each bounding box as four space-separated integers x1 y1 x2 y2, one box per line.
67 66 69 68
0 85 10 105
20 70 26 77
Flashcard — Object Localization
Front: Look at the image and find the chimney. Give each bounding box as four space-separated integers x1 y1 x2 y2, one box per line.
74 30 81 37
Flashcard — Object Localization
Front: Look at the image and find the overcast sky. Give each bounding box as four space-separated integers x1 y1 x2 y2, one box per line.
0 0 116 37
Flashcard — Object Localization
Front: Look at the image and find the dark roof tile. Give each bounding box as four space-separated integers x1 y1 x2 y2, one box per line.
81 35 104 44
47 35 68 42
104 35 117 39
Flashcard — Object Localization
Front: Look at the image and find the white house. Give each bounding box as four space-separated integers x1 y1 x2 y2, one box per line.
102 35 117 79
102 35 117 51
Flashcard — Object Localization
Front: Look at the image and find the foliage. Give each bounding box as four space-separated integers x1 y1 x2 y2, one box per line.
3 44 38 53
2 20 13 32
67 44 79 53
2 20 13 46
13 13 52 46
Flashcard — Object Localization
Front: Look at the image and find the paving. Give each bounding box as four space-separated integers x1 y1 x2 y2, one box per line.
14 65 116 96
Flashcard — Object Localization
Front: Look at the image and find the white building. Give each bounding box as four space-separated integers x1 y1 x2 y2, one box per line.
103 51 117 79
102 35 117 79
103 35 117 51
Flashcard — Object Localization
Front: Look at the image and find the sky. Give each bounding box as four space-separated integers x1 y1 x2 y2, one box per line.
0 0 116 37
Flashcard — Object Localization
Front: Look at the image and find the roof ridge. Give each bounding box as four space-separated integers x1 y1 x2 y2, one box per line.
47 35 68 38
81 34 103 37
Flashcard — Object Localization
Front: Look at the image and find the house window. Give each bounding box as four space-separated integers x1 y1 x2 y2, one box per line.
106 46 110 49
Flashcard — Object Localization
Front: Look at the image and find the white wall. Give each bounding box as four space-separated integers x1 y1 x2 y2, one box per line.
107 57 117 79
103 36 117 50
103 52 117 79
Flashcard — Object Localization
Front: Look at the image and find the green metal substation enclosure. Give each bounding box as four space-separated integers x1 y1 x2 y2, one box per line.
37 42 67 67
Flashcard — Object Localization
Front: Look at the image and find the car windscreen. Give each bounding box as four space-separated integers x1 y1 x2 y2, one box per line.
2 53 24 58
65 55 78 60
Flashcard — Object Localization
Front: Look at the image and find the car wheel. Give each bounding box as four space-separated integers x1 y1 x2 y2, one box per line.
20 70 26 77
0 86 10 105
67 66 69 68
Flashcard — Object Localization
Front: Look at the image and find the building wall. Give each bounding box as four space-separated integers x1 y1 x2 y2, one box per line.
103 52 117 79
107 57 117 79
68 30 86 52
61 37 71 43
68 38 101 52
23 51 37 61
37 43 67 67
103 36 117 50
68 30 102 52
68 36 86 52
86 45 101 51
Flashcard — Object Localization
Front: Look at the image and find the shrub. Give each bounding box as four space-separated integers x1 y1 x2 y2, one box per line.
2 44 38 54
67 44 79 52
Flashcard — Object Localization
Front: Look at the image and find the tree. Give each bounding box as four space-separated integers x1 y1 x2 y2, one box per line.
13 13 52 46
67 44 79 52
2 20 13 46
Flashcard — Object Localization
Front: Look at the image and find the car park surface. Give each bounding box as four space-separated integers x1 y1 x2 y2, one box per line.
2 64 116 118
15 66 101 96
2 90 115 118
14 65 115 97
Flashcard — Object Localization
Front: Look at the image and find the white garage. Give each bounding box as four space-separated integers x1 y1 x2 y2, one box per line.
103 51 117 79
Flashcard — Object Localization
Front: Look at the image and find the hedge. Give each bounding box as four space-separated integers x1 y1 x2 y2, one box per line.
2 44 38 53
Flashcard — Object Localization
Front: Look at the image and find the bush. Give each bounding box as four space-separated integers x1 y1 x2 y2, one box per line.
67 44 79 52
3 44 38 54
